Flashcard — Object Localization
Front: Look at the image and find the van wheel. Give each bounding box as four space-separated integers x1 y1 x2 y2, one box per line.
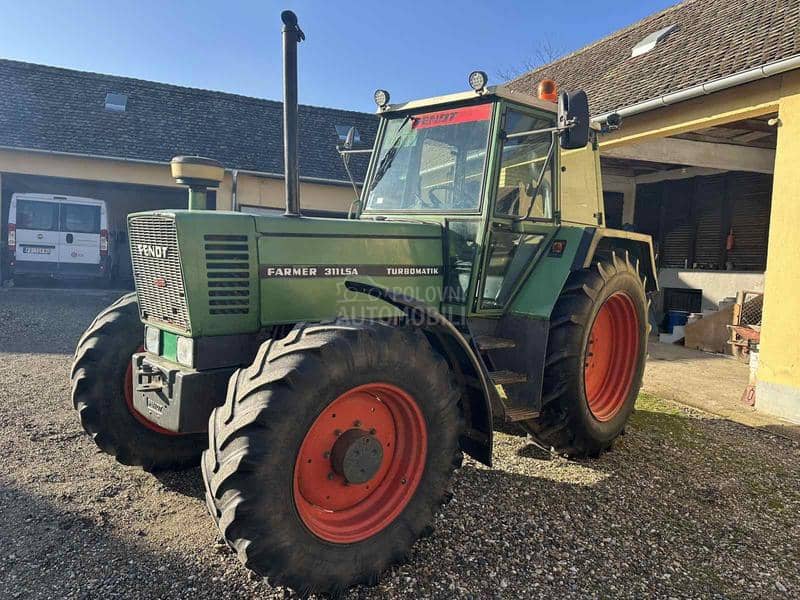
71 293 206 471
522 252 648 457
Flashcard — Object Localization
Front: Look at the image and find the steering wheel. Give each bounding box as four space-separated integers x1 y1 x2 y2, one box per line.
426 184 453 208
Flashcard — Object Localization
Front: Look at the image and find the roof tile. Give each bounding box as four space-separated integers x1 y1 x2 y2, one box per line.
0 59 378 182
509 0 800 115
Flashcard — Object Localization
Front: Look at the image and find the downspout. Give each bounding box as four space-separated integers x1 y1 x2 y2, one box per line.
592 54 800 123
231 169 239 211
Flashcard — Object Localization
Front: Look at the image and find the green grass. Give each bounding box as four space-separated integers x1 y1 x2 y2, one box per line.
629 392 708 449
632 393 798 517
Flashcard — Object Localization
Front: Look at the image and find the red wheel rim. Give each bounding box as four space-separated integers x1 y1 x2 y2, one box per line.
584 292 640 422
123 346 181 436
293 383 428 544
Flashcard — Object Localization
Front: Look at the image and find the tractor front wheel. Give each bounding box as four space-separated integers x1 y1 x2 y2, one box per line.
71 293 206 470
202 320 462 594
522 252 648 456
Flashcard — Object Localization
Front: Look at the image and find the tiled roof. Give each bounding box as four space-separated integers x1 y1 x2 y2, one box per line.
508 0 800 115
0 59 377 182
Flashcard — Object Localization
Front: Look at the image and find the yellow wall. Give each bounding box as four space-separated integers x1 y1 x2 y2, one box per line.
235 173 357 213
755 73 800 422
0 149 177 188
0 150 357 215
597 70 800 423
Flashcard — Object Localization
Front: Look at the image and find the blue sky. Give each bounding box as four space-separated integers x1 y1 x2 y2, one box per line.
0 0 676 112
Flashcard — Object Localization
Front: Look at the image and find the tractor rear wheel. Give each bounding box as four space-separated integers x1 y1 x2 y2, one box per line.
522 252 648 457
202 320 462 595
71 293 206 470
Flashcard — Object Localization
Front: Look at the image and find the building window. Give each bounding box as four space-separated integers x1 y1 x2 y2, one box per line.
104 92 128 112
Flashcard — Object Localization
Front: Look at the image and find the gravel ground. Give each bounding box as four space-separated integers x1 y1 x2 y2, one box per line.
1 288 798 599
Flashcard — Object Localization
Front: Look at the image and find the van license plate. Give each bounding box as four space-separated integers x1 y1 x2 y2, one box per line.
22 247 52 255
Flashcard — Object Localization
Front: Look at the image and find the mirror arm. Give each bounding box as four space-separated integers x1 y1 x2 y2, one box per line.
504 121 575 141
337 148 374 155
335 144 364 209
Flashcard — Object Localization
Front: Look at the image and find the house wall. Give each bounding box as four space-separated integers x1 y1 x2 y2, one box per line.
0 149 357 215
0 149 357 225
600 70 800 423
659 269 764 311
756 76 800 423
0 149 359 283
234 173 357 214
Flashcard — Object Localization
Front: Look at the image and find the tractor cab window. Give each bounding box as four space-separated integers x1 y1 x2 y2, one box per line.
494 109 555 220
364 104 491 213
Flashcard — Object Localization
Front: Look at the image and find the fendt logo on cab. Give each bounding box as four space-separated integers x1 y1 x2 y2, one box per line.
136 244 169 259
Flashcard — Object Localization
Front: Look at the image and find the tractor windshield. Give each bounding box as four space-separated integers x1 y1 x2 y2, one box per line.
364 104 492 213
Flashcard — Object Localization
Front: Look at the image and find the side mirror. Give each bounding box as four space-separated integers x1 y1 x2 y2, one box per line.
344 126 357 150
558 90 590 150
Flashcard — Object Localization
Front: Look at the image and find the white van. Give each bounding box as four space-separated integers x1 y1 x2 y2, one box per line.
7 193 113 282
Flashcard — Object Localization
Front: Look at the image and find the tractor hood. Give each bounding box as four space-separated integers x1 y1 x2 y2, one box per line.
255 213 444 325
128 210 444 337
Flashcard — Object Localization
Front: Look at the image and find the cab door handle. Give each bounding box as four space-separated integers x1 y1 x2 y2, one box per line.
66 233 74 243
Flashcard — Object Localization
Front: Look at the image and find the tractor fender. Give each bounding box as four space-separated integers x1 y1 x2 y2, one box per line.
582 229 659 293
344 280 493 466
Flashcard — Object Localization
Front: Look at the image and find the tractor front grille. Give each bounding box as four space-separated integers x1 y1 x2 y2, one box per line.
128 215 191 332
204 234 251 316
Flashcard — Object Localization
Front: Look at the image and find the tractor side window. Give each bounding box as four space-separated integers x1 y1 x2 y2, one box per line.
443 220 480 304
495 110 555 220
481 231 546 309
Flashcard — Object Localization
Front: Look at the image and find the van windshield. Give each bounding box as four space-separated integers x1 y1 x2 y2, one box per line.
61 204 101 234
16 199 59 231
364 104 492 213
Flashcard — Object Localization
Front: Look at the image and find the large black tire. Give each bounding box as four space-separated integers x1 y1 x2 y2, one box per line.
71 293 206 471
202 320 462 595
522 252 648 457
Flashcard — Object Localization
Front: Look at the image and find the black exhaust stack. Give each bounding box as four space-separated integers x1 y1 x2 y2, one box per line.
281 10 305 217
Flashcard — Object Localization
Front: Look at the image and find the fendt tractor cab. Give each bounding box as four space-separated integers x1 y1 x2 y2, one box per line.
72 11 656 595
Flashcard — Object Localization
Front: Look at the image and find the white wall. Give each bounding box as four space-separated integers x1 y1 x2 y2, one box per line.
659 268 765 311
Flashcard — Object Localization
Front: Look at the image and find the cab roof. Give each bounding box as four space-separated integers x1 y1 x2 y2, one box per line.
377 84 556 116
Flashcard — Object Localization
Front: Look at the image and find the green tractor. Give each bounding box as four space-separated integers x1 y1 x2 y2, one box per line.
71 10 656 595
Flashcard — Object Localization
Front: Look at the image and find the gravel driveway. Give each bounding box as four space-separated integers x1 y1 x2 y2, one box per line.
1 288 798 599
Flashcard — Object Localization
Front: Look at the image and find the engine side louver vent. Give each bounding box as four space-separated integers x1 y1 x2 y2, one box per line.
204 234 251 315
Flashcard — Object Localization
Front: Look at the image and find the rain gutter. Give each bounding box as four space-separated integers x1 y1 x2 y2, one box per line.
592 54 800 123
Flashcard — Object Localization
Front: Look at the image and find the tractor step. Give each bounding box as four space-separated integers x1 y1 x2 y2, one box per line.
474 335 517 351
489 370 528 386
504 407 540 422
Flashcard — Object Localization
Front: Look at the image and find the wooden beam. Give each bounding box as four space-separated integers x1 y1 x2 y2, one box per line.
717 118 776 134
602 137 775 174
733 130 774 143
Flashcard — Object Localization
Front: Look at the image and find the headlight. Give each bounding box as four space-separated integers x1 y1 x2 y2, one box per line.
176 336 195 368
373 89 390 108
468 70 488 91
145 326 161 354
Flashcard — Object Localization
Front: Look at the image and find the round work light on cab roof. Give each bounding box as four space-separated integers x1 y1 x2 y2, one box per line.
537 79 558 102
468 70 488 92
373 89 390 109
